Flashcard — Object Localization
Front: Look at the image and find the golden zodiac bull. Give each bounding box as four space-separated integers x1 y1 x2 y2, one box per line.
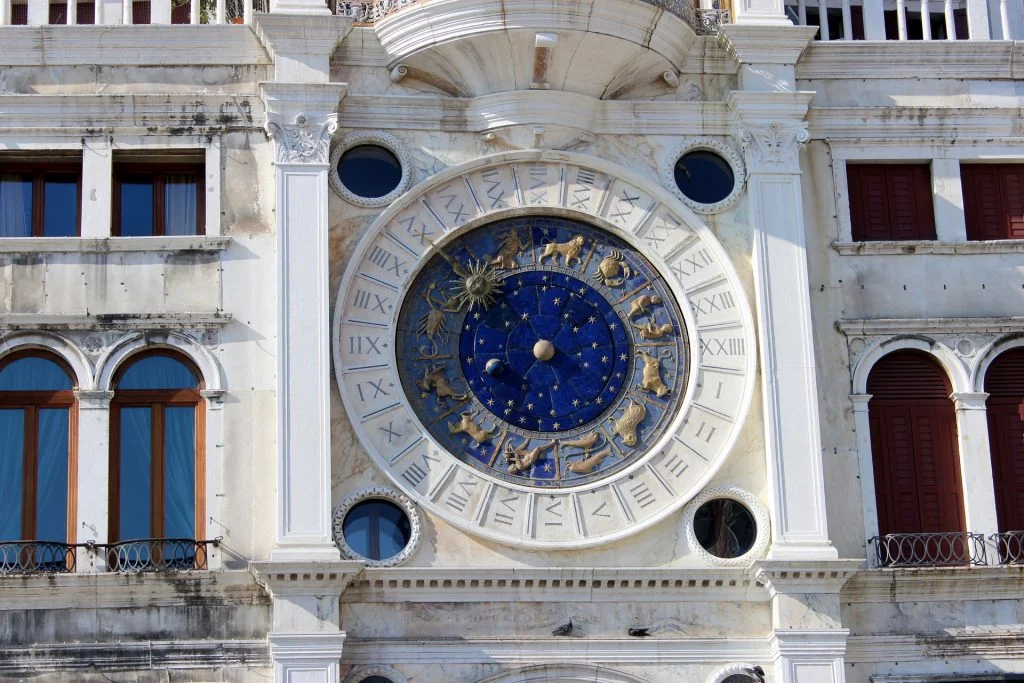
566 446 613 475
627 294 663 319
608 400 646 447
505 439 556 475
417 365 469 402
539 235 585 268
638 351 671 397
633 321 673 340
448 413 495 444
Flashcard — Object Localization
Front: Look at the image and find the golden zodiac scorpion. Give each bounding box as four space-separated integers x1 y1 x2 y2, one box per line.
417 282 459 359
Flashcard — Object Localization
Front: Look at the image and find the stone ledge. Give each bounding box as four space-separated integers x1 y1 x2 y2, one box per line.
0 639 270 674
847 631 1024 664
836 317 1024 336
832 239 1024 255
798 40 1020 80
0 312 233 331
0 235 231 253
842 565 1024 604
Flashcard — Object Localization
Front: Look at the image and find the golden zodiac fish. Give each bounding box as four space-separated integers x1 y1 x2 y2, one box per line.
566 446 613 474
417 282 459 359
638 351 671 397
539 235 585 268
627 294 663 319
448 413 496 444
609 400 646 447
633 321 673 340
417 365 469 402
592 249 633 287
489 228 529 270
505 439 556 475
560 431 601 452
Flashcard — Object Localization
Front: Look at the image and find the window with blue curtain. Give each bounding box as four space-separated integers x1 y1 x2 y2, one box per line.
111 351 203 562
0 353 75 557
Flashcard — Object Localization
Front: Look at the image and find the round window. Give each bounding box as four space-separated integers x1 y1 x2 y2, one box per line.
673 150 736 205
337 144 403 199
342 499 412 562
360 678 394 683
693 498 757 559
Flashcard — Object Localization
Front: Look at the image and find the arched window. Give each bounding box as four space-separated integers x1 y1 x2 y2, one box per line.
868 351 965 537
0 352 76 550
110 351 203 557
985 348 1024 533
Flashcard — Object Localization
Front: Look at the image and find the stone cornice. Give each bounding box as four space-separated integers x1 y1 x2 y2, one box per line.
847 632 1024 664
797 40 1024 80
719 24 817 66
0 25 270 67
842 566 1024 604
754 560 863 596
249 559 364 597
344 567 769 603
0 236 231 253
0 640 270 675
0 312 233 331
837 317 1024 336
809 107 1024 140
832 239 1024 255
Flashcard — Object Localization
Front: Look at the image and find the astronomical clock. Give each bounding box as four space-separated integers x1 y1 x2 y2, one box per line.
333 154 756 548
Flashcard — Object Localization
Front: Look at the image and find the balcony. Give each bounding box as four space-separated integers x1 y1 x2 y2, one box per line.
0 0 266 25
785 0 1020 40
869 532 988 567
0 538 219 574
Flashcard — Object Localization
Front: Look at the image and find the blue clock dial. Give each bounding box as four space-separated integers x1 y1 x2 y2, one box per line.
396 217 689 488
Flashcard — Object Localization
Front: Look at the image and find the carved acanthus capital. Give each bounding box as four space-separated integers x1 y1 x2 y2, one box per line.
738 121 809 174
266 111 338 165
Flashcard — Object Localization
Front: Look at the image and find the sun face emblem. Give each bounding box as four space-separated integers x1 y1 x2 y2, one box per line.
448 259 503 311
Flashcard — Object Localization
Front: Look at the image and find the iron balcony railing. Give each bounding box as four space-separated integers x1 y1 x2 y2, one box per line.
869 532 988 567
335 0 731 34
992 531 1024 565
0 538 219 574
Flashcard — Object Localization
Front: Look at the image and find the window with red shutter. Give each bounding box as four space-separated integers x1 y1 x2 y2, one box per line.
985 349 1024 533
962 164 1024 240
848 164 936 241
867 350 965 536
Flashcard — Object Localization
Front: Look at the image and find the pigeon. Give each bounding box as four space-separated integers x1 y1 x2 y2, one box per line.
551 620 573 636
627 627 651 637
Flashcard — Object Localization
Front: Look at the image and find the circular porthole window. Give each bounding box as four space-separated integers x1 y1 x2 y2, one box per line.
344 666 407 683
329 131 411 207
683 486 769 566
661 137 746 214
333 487 421 566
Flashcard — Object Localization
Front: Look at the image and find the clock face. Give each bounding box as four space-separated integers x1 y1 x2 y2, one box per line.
333 153 756 548
395 217 689 488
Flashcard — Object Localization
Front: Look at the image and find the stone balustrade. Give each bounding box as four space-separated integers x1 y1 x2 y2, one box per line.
785 0 1021 40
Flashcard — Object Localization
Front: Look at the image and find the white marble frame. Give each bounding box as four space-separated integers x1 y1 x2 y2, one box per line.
660 136 748 215
343 665 408 683
706 663 761 683
331 486 421 568
682 485 771 568
829 142 1024 246
328 130 412 208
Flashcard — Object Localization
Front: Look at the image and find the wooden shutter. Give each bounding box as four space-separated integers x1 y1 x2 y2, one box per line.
953 8 968 39
985 349 1024 532
171 0 190 23
849 164 935 241
132 0 151 23
868 351 965 535
962 164 1024 240
851 5 865 40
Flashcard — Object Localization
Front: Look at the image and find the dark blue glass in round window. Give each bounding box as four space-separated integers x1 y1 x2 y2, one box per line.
359 678 394 683
673 150 735 205
342 499 412 561
337 145 402 199
694 498 756 559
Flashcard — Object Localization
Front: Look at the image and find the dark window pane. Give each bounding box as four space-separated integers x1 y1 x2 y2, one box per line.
337 145 402 199
694 498 757 559
674 151 735 205
43 176 78 237
163 406 195 538
35 408 69 543
360 678 394 683
117 355 198 390
164 174 198 236
376 501 411 560
119 177 154 236
0 173 33 238
11 3 27 24
343 505 372 558
119 407 152 540
49 1 68 23
343 500 411 561
171 0 190 23
0 409 25 540
77 2 96 23
0 357 73 391
132 0 150 22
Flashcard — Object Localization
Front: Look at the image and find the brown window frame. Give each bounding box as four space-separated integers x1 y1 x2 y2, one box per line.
961 163 1024 241
109 350 206 543
847 162 936 242
112 162 206 237
0 350 78 544
0 162 83 238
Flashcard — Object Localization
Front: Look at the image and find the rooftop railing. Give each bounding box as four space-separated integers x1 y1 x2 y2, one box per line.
869 532 988 567
992 531 1024 565
785 0 1019 40
0 0 265 25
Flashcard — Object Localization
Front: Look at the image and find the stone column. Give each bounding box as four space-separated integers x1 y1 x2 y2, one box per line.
729 90 838 561
74 390 113 571
966 0 991 38
251 560 363 683
757 561 862 683
731 0 792 26
261 83 346 563
849 394 879 565
81 138 112 238
931 158 968 242
952 391 1000 564
861 0 887 38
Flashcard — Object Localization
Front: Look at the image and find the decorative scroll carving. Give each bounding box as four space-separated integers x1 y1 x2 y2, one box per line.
265 112 338 165
738 122 809 174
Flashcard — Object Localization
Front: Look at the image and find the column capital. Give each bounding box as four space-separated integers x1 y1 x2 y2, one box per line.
74 389 114 409
728 91 813 174
952 391 989 410
261 83 346 165
849 393 873 411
